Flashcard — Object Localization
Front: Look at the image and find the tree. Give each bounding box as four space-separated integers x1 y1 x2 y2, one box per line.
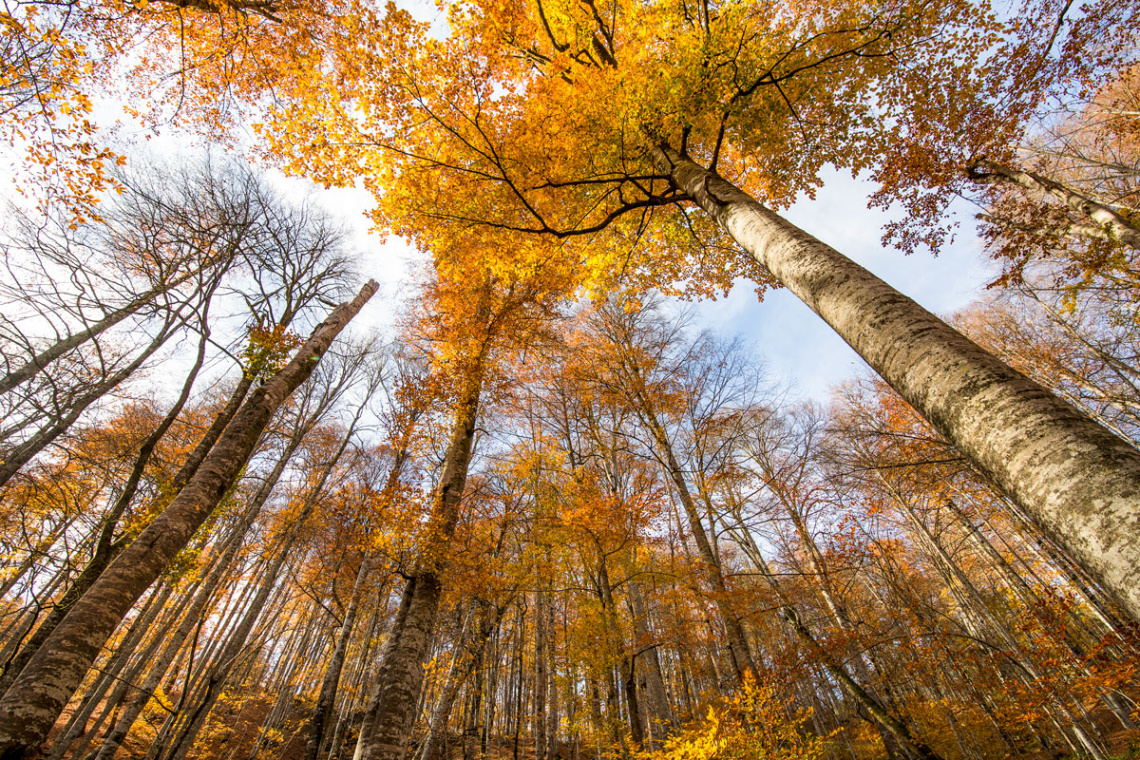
0 0 377 216
352 263 571 760
0 156 351 490
574 298 758 684
967 65 1140 286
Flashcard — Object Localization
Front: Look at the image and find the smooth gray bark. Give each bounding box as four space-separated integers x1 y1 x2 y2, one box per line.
0 280 377 760
968 159 1140 248
660 145 1140 622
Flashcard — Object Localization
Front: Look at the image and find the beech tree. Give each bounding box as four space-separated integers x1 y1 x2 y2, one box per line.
4 272 1135 760
351 259 573 760
260 0 1140 621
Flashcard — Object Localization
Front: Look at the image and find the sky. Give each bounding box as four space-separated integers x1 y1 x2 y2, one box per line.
3 110 999 408
268 163 1000 405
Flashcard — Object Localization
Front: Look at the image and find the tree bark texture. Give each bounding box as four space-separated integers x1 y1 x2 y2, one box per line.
0 280 377 760
660 145 1140 622
304 556 374 760
646 414 756 683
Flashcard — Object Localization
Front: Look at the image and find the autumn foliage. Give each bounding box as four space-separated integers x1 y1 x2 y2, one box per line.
0 0 1138 759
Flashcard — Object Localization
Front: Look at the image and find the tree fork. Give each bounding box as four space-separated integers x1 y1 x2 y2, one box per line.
658 144 1140 621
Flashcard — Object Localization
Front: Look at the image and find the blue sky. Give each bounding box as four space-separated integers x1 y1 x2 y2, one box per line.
309 164 999 404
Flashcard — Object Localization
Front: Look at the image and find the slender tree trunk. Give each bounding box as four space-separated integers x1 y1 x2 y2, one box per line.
645 414 755 683
594 559 634 754
0 281 377 760
44 581 174 760
534 588 548 760
744 540 943 760
420 604 478 760
481 614 502 758
624 578 673 743
466 604 499 760
155 541 297 760
74 570 208 760
171 371 257 496
0 537 130 699
967 159 1140 248
0 273 198 397
328 585 388 760
660 145 1140 621
464 631 485 760
0 318 181 489
304 556 374 760
543 592 557 760
0 516 76 600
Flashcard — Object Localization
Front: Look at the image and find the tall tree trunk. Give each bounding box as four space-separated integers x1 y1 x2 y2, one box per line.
304 556 374 760
353 575 445 760
595 558 635 752
153 538 297 760
327 585 389 760
0 280 377 760
0 322 212 698
43 581 175 760
0 516 75 601
465 604 499 760
623 577 673 745
543 591 557 760
420 605 478 760
660 145 1140 622
158 402 366 760
744 541 943 760
352 363 484 760
87 432 303 760
76 570 214 760
534 588 548 760
643 411 755 683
